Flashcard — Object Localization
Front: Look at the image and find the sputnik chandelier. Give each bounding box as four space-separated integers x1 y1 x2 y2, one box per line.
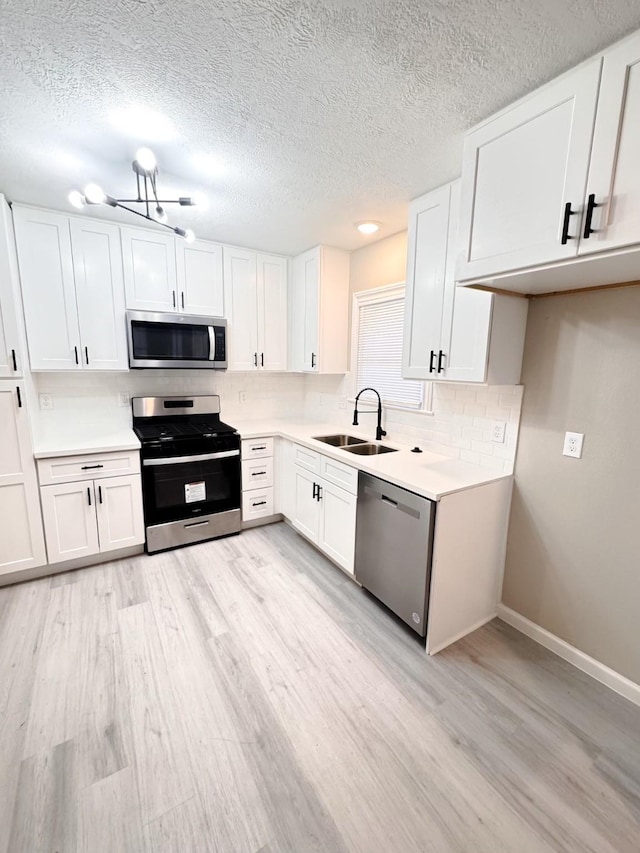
69 148 197 242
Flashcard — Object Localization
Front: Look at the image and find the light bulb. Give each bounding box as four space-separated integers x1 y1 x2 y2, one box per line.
84 183 106 205
356 221 381 235
154 205 167 223
68 190 85 209
184 229 195 243
135 147 157 172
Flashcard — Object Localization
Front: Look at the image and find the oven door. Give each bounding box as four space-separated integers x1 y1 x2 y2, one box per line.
127 311 227 369
141 449 241 526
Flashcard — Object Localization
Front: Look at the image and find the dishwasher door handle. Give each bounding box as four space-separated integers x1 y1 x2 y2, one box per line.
381 495 398 507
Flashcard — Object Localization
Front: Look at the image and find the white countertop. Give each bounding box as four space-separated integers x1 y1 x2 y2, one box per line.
234 418 511 501
33 424 141 459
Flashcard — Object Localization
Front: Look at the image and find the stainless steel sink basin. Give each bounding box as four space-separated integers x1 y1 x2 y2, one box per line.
341 443 398 455
313 434 367 447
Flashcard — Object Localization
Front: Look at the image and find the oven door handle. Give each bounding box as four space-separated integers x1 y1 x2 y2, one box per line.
142 450 240 466
208 326 216 362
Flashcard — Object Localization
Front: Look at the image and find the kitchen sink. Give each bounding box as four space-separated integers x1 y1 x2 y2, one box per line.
341 443 398 455
313 434 367 447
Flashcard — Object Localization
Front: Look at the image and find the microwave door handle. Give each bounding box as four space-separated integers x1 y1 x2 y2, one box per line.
207 326 216 361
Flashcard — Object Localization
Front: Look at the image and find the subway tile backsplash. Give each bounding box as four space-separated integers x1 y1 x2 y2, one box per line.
32 371 523 474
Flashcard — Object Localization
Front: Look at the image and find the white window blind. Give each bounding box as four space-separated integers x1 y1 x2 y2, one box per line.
355 295 424 409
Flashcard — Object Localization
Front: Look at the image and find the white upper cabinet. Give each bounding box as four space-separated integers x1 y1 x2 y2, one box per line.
0 198 22 377
176 239 225 315
0 383 46 574
121 226 178 312
290 246 349 373
458 59 602 281
257 253 288 371
224 248 288 371
579 31 640 256
403 181 528 384
223 247 258 370
69 219 128 370
13 206 82 370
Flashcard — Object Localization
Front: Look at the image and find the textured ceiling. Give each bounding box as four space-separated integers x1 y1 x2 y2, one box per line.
1 0 640 255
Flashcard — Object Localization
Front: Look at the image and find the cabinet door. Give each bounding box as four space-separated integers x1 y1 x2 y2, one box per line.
223 247 258 370
257 253 288 371
121 227 177 312
458 59 601 280
0 199 22 378
292 466 320 542
439 182 494 382
318 480 357 574
176 240 224 315
291 248 319 371
95 474 144 553
70 218 128 370
580 33 640 255
13 206 81 370
0 383 46 574
402 184 450 379
40 481 99 565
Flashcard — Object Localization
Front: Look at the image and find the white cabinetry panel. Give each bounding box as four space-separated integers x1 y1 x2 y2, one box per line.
257 254 288 371
176 240 224 315
13 206 81 370
458 59 602 280
70 218 128 370
122 227 177 312
318 481 357 574
223 247 258 370
580 32 640 255
96 474 144 552
0 198 22 378
41 481 99 564
293 467 320 541
0 384 46 574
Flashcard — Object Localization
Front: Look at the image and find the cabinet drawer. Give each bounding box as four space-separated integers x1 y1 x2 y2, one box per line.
37 450 140 486
241 437 274 459
320 455 358 495
293 444 320 474
242 487 274 521
242 457 274 491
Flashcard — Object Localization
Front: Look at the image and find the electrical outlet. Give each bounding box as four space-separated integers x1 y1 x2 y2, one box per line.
491 421 506 443
118 392 130 407
239 391 247 404
563 431 584 458
39 393 53 410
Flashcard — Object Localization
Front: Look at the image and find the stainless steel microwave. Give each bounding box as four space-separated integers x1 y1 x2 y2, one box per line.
126 311 227 369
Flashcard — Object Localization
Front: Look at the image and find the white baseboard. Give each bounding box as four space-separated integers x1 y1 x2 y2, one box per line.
497 604 640 708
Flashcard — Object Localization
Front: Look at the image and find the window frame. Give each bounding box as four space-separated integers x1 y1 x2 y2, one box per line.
349 283 433 415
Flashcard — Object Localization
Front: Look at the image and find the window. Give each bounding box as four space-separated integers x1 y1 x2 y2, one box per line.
352 284 431 411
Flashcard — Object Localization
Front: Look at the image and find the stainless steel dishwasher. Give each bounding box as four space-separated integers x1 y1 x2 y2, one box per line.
355 473 435 637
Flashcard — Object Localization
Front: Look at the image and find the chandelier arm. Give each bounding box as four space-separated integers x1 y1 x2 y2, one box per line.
143 175 150 218
112 201 178 234
115 198 185 205
136 172 142 202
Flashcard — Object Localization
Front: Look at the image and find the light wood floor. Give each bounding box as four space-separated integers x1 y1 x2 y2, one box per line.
1 522 639 853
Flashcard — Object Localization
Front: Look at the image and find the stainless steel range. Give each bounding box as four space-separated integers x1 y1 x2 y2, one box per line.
132 395 241 554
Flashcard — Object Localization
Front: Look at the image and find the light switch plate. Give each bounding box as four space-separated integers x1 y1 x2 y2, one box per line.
563 431 584 458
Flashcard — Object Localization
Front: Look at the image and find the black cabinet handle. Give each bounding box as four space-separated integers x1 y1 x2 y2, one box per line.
74 346 79 365
81 464 104 470
16 385 22 407
561 202 577 245
261 352 264 367
172 290 176 308
583 193 600 239
254 352 258 367
98 485 103 504
87 487 92 506
11 349 17 372
437 350 445 373
251 471 266 477
312 482 318 500
311 352 316 368
252 501 267 507
85 346 89 365
429 350 436 373
252 445 267 451
317 485 322 502
181 292 185 309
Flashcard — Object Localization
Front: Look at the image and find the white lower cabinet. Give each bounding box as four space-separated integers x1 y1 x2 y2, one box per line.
241 437 276 524
0 383 46 575
291 445 357 574
38 455 143 565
